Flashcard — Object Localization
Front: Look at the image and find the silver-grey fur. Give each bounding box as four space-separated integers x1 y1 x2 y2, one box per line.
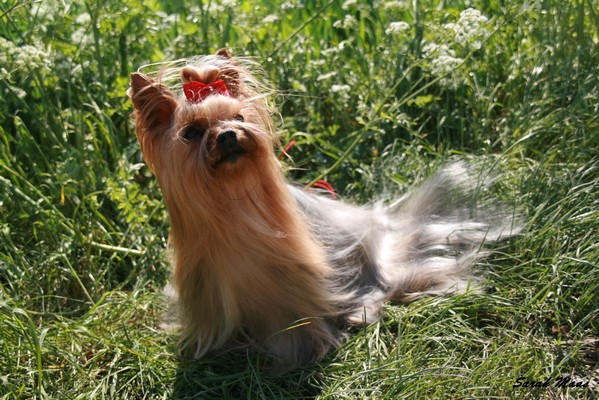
289 161 520 326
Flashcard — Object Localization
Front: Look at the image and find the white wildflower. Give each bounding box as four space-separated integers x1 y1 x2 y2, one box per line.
281 1 300 10
0 37 52 75
342 0 358 9
207 2 225 14
14 86 27 99
450 8 489 49
386 21 410 36
317 72 337 81
333 15 358 29
71 27 93 46
419 8 489 89
430 54 464 89
331 84 351 93
14 43 51 72
156 11 179 26
75 12 91 25
422 43 456 58
221 0 237 7
0 68 11 81
30 1 57 21
430 55 463 76
262 14 279 24
384 1 407 11
422 41 465 89
0 45 12 71
444 22 457 33
460 8 489 25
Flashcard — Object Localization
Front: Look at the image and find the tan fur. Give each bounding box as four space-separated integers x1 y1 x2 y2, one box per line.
129 49 520 374
129 50 341 371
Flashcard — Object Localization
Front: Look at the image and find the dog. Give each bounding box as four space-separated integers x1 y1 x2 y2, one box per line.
128 48 518 373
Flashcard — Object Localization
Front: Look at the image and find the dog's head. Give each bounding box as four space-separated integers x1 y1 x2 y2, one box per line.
129 49 278 208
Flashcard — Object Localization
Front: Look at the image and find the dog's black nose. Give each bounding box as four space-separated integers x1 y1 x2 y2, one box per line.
216 130 237 148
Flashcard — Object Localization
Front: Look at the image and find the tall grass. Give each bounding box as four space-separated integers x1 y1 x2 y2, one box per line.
0 0 597 398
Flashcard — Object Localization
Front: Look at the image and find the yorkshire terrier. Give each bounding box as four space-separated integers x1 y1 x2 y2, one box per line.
129 48 518 373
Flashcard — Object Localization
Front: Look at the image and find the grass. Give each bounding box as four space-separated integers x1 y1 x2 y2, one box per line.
0 0 597 398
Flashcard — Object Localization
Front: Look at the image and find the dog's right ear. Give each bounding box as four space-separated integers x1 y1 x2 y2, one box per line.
129 72 177 172
129 72 177 128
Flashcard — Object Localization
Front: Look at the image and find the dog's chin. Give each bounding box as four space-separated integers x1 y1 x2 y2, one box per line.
217 146 247 164
213 146 248 169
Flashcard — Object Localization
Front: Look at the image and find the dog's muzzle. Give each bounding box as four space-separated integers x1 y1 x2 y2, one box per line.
216 130 246 164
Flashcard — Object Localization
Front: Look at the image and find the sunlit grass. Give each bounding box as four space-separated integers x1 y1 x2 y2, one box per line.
0 0 597 398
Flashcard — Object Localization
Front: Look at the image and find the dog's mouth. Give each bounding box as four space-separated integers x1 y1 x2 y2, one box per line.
217 145 246 165
211 128 256 169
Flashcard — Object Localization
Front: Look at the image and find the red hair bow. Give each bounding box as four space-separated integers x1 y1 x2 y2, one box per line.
183 79 231 103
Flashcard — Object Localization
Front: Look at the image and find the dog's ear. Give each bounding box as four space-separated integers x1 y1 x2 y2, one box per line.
214 48 242 97
216 48 233 59
181 66 219 85
130 72 177 125
129 72 177 171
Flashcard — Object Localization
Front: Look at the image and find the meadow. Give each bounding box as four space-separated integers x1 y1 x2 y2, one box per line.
0 0 597 398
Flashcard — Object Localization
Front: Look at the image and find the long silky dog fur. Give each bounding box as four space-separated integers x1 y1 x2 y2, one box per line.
128 50 520 373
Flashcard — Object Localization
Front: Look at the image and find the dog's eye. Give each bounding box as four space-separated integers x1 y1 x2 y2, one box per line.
182 126 205 142
233 114 244 122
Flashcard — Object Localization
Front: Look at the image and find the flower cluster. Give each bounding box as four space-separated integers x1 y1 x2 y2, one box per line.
342 0 358 9
0 37 52 77
421 8 490 89
71 12 94 47
386 21 410 36
334 14 358 29
446 8 489 50
383 1 408 12
423 43 464 89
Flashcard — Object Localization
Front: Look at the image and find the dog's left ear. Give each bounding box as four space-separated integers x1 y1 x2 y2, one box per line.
216 48 233 59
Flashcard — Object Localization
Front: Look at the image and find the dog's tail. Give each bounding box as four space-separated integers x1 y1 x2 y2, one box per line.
292 161 522 324
378 161 521 303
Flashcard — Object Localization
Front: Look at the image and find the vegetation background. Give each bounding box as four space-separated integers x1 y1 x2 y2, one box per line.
0 0 597 398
